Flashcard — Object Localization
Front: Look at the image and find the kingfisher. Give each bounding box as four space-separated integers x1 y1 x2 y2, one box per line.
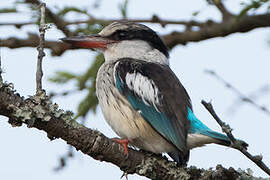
61 21 247 165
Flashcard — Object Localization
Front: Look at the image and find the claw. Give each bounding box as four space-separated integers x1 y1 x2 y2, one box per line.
112 138 130 155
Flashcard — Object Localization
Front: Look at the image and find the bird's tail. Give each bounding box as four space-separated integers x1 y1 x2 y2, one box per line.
200 130 248 149
187 107 248 149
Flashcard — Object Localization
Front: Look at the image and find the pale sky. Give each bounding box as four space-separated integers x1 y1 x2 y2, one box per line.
1 0 270 179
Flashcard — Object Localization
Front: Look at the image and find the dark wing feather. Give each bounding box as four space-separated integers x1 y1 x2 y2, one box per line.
114 58 191 162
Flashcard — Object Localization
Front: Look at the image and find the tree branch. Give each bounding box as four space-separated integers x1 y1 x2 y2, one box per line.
201 100 270 176
36 3 47 93
0 33 74 56
209 0 233 21
0 79 266 179
1 13 270 54
163 13 270 48
205 70 270 117
0 17 205 28
24 0 73 36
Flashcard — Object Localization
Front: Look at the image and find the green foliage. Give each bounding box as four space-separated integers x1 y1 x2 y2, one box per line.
75 54 104 118
0 8 17 13
77 54 104 90
49 54 104 119
75 85 98 119
49 71 77 84
57 7 88 17
239 0 270 17
119 0 129 19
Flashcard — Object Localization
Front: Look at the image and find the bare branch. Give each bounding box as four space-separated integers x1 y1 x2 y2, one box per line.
227 84 270 115
0 34 74 56
0 78 266 179
201 100 270 176
209 0 233 21
1 13 270 54
36 2 47 93
163 13 270 48
0 16 205 28
24 0 72 36
205 70 270 117
64 15 206 27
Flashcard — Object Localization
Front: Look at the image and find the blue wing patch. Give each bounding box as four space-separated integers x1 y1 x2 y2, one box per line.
115 73 185 151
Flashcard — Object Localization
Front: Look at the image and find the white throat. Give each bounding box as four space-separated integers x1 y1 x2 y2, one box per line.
103 40 169 65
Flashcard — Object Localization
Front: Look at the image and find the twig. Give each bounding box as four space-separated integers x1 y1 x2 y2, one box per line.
227 84 270 116
36 3 46 93
24 0 72 36
205 70 270 117
201 100 270 176
0 17 206 28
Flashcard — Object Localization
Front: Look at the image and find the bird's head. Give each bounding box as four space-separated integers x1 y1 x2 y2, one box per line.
61 21 169 64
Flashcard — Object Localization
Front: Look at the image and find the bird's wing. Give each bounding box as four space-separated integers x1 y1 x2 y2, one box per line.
113 58 191 154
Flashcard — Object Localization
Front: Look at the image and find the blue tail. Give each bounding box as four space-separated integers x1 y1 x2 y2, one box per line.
187 108 231 146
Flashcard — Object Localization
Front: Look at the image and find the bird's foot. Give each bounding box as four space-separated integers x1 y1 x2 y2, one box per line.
112 138 130 155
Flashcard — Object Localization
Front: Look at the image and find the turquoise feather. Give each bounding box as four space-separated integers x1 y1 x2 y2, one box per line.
115 74 185 150
187 107 229 142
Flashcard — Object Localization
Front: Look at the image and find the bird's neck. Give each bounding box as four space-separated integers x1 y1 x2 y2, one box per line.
103 40 169 65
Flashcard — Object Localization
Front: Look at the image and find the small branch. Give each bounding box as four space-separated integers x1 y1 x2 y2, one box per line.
36 3 47 93
24 0 72 36
210 0 233 21
227 84 270 115
205 70 270 117
201 100 270 176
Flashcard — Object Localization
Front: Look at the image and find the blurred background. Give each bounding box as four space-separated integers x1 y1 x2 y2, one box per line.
0 0 270 179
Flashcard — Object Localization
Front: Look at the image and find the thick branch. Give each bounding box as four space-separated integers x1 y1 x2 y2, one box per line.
0 81 265 179
163 13 270 49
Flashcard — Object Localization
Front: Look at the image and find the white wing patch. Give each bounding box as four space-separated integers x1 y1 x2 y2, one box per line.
125 72 161 111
